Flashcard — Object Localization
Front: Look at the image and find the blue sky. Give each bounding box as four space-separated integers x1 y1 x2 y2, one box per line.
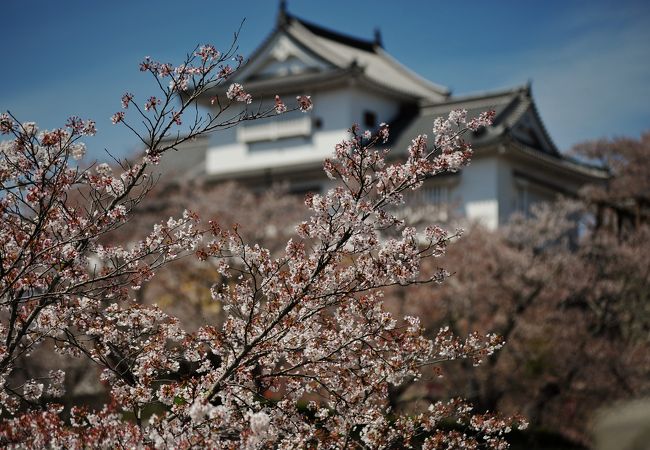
1 0 648 160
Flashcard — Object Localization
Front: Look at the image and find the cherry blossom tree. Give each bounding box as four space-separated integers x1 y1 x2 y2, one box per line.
572 131 650 233
386 196 649 446
0 41 527 448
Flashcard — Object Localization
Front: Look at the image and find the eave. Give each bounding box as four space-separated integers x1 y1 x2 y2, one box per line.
202 65 426 105
504 136 609 182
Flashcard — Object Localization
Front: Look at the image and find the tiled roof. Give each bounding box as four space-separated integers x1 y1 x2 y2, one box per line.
292 15 378 53
222 8 450 103
391 85 542 151
283 13 450 101
389 84 607 178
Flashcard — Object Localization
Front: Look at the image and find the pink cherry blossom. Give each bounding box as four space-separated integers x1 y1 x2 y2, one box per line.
111 111 125 124
144 96 161 111
296 95 313 112
120 92 134 109
226 83 252 104
274 95 287 114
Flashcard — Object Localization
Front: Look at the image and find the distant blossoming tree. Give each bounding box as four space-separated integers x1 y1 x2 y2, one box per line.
572 132 650 232
0 39 525 448
382 147 650 445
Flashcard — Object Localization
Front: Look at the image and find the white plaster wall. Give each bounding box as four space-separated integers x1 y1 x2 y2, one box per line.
349 88 401 127
206 141 247 174
313 87 354 131
497 156 516 224
453 157 500 230
206 86 401 176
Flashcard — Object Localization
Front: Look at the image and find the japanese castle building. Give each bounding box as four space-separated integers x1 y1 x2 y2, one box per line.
161 4 606 229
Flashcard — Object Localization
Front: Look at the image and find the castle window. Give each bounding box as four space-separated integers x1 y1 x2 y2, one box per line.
516 185 529 215
363 110 377 128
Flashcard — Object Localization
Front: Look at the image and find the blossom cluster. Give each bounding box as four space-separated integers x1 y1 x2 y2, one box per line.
225 83 253 104
109 45 315 162
0 113 205 419
109 44 249 140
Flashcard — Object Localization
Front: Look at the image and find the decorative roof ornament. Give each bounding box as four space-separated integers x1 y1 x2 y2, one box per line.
277 0 289 27
374 28 383 48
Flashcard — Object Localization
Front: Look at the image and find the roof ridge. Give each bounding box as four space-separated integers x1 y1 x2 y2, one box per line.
373 47 450 97
440 84 530 105
285 19 354 69
286 13 378 53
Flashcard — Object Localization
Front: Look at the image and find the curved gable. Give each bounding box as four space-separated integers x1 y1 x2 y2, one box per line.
234 31 336 83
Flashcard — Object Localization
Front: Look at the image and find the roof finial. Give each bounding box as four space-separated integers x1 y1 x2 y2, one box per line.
373 28 383 48
277 0 288 27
